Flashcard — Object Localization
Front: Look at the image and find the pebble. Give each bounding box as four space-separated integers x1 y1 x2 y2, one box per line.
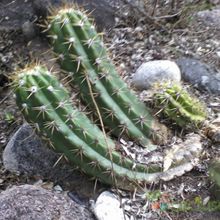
132 60 181 90
93 191 127 220
22 21 36 40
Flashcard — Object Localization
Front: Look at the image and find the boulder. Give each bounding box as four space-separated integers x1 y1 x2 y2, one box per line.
132 60 181 90
3 124 103 198
0 184 94 220
196 8 220 29
3 124 58 176
176 57 220 94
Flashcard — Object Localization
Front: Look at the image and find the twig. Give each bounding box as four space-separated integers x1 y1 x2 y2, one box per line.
0 90 13 105
153 10 182 20
151 0 158 16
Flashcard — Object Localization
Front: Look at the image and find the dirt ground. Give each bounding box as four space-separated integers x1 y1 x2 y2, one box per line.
1 0 220 219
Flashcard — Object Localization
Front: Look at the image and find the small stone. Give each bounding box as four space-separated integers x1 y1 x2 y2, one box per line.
94 191 127 220
0 185 94 219
132 60 181 90
176 57 220 94
22 21 36 40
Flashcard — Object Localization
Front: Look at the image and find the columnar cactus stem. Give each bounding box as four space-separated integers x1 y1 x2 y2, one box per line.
153 82 207 128
14 66 200 190
13 65 162 190
46 7 169 150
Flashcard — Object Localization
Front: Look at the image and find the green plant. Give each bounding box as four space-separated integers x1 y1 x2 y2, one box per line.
46 7 169 151
4 112 15 123
14 65 172 190
153 82 207 128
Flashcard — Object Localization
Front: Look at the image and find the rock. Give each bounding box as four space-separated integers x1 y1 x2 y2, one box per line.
32 0 121 30
196 8 220 29
0 184 94 220
93 191 127 220
3 124 102 199
163 134 202 171
132 60 181 90
22 21 36 41
3 124 59 176
176 57 220 94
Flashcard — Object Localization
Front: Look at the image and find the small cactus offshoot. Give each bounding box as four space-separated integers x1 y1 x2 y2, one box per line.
45 6 169 150
153 82 207 128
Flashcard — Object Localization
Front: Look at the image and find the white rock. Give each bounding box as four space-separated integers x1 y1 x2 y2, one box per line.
132 60 181 90
94 191 127 220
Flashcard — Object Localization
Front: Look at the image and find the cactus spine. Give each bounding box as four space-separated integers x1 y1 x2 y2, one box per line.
14 65 169 190
46 7 169 150
153 82 207 128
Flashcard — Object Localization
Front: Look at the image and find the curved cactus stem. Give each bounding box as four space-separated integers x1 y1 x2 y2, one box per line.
14 65 202 190
46 7 169 150
14 65 166 190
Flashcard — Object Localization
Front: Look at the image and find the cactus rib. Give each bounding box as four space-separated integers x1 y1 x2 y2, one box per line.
47 7 169 150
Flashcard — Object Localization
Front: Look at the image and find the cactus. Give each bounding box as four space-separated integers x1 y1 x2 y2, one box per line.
13 65 164 190
153 82 207 128
14 65 203 190
45 7 169 150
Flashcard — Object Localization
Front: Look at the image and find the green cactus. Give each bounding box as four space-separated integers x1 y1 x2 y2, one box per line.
45 7 169 150
14 65 169 190
153 82 207 128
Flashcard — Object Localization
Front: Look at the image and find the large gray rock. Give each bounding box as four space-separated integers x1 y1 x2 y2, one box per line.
196 8 220 29
132 60 181 90
2 124 102 198
3 124 58 176
176 57 220 94
0 184 94 220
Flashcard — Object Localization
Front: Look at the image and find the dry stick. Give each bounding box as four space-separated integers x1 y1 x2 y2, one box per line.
151 0 158 16
84 73 120 194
